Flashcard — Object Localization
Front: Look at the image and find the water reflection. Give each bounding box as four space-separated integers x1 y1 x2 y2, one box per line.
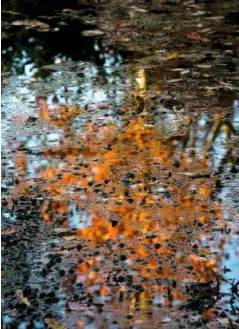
2 31 239 329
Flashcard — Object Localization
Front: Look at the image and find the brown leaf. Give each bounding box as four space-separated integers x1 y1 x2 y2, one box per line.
1 227 20 235
186 33 208 41
45 318 68 329
114 20 121 31
62 274 76 291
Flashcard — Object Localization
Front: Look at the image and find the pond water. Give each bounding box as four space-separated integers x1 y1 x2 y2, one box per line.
1 1 239 328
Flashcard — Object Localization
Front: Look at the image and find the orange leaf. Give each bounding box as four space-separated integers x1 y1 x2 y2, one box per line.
100 285 108 296
186 33 202 40
43 213 50 222
219 239 226 249
136 245 148 257
40 104 50 120
16 152 25 166
114 20 121 31
186 33 208 41
36 96 47 106
76 263 88 274
202 310 215 322
150 257 157 265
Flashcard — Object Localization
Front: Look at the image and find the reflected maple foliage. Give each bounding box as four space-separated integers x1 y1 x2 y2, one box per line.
2 1 238 326
11 81 238 329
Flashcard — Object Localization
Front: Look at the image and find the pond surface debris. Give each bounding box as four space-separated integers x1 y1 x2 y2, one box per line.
1 0 239 328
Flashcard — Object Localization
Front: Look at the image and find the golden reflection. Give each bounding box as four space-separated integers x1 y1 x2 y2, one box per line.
136 68 146 97
12 78 237 326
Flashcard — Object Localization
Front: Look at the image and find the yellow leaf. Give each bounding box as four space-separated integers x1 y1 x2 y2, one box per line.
45 318 68 329
21 297 30 306
63 235 76 241
206 89 214 95
200 248 210 256
167 51 178 60
68 106 81 114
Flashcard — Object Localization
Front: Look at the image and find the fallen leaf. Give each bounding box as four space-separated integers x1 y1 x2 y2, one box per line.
206 89 214 95
76 263 88 274
54 228 69 233
60 242 79 250
114 20 121 31
62 274 76 290
131 6 148 13
186 33 207 41
136 246 148 257
202 310 215 321
167 78 184 83
21 297 30 306
11 20 50 31
77 320 84 328
167 51 178 60
1 227 20 235
100 285 108 296
82 30 105 37
45 318 68 329
16 290 31 305
63 235 76 241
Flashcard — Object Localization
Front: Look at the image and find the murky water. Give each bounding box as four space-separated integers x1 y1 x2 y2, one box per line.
1 1 239 328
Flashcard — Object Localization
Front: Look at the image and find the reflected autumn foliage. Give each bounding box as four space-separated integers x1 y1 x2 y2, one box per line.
13 94 235 316
5 55 237 328
2 2 239 326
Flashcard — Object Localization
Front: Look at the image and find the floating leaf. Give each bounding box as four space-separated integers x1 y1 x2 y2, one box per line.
63 235 76 241
114 20 121 31
76 263 88 275
206 89 214 95
167 51 178 60
1 227 20 235
11 20 50 32
202 310 215 322
45 318 68 329
16 290 30 305
100 285 108 296
82 30 105 37
136 246 148 257
21 297 30 306
186 33 208 41
186 33 201 40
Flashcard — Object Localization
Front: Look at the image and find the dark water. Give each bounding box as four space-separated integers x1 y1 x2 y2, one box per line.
2 0 91 16
2 12 105 76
